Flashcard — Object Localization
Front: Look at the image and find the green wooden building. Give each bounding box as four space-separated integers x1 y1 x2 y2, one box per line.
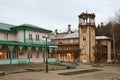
0 22 57 65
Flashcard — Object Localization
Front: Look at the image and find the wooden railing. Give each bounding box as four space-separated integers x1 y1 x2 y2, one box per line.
26 38 55 45
56 41 79 45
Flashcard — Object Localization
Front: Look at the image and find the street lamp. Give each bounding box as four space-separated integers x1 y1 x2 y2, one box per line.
43 36 48 73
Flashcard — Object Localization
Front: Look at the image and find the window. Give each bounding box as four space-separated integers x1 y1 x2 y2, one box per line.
29 34 32 40
36 35 39 41
92 35 94 41
83 35 86 41
4 33 8 40
70 39 73 43
82 46 86 50
81 27 87 33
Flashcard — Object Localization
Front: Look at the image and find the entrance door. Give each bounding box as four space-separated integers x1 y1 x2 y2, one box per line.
81 55 87 63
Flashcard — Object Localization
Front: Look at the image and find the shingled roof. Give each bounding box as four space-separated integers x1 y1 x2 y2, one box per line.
0 22 52 33
51 31 110 40
0 22 15 32
11 24 52 33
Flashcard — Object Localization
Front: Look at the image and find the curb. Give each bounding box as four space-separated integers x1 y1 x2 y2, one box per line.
0 70 30 76
0 66 68 76
8 70 30 74
26 66 67 72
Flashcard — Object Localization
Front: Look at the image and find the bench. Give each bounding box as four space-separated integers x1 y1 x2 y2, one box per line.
67 62 78 69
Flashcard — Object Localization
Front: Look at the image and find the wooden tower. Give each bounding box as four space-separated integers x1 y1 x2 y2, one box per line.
78 12 96 63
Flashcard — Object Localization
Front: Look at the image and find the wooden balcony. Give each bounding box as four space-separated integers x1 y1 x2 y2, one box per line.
58 47 80 53
55 41 79 45
26 38 55 45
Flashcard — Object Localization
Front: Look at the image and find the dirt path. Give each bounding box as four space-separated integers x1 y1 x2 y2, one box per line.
0 64 120 80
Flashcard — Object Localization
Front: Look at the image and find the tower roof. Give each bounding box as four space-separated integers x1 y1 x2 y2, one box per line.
78 12 95 19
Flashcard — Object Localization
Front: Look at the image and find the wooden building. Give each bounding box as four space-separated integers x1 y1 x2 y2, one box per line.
0 22 56 65
51 12 112 63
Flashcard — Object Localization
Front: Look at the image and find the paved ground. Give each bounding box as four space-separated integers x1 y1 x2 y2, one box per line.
0 63 120 80
0 63 47 73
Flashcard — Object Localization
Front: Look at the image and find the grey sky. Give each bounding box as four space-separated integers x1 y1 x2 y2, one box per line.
0 0 120 32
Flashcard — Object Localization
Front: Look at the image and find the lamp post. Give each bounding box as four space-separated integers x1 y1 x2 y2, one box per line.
43 36 48 73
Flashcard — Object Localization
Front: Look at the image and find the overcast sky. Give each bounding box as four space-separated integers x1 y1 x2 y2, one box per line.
0 0 120 32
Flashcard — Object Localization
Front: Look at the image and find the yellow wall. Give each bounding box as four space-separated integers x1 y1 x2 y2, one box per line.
96 40 107 46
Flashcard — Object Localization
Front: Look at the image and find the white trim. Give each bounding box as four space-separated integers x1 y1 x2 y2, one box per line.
96 36 109 40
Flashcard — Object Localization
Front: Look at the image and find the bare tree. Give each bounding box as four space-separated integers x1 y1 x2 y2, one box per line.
104 21 120 62
114 9 120 24
96 9 120 62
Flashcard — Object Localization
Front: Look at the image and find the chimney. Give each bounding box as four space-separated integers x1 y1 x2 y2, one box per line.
67 24 72 34
54 29 58 35
101 22 104 27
